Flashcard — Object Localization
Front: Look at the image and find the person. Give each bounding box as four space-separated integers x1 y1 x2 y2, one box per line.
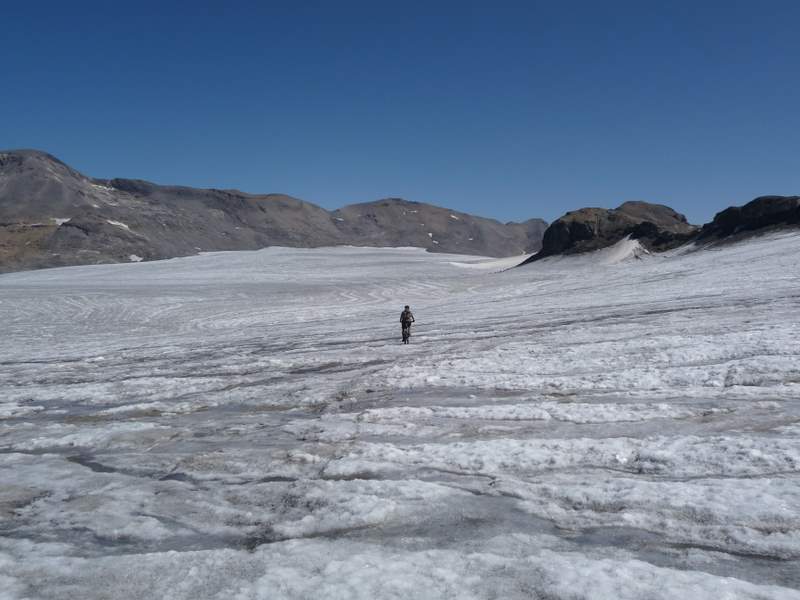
400 305 415 344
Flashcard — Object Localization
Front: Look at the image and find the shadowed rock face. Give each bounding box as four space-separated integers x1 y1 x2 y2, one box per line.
520 201 697 265
698 196 800 241
0 150 546 272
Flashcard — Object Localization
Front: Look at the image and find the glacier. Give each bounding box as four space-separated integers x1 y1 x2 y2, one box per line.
1 232 799 599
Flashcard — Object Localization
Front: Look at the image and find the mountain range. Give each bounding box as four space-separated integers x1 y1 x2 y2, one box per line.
1 149 798 273
0 150 547 272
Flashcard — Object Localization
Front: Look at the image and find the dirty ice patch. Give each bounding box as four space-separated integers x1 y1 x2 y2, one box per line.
1 454 178 543
519 549 800 600
3 537 799 600
357 401 724 424
2 375 234 406
283 413 443 442
379 334 800 397
0 402 44 419
95 400 212 416
266 479 467 540
504 474 800 559
5 422 170 452
154 446 328 484
323 434 800 480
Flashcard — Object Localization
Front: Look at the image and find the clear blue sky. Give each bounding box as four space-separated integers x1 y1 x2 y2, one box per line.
3 0 799 224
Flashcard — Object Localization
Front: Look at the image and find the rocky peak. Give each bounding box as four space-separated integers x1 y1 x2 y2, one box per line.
698 196 800 241
521 201 697 265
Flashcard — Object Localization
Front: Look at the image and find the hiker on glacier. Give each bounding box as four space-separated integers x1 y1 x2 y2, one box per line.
400 305 415 344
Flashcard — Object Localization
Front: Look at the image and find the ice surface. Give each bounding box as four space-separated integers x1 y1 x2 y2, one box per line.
448 253 532 271
1 234 799 598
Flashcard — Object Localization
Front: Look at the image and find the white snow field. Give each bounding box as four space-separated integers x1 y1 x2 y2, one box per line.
1 232 800 599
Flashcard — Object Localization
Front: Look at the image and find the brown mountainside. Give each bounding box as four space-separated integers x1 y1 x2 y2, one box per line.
0 150 546 272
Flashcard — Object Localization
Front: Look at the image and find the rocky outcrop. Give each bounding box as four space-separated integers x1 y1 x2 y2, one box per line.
520 201 696 265
697 196 800 241
0 150 547 272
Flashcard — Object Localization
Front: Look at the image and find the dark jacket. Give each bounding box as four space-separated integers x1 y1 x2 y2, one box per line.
400 310 415 325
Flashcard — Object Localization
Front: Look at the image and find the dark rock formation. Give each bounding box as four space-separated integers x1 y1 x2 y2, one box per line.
520 201 697 265
697 196 800 241
0 150 547 272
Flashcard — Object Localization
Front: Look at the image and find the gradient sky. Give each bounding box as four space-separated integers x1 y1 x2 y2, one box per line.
4 0 800 224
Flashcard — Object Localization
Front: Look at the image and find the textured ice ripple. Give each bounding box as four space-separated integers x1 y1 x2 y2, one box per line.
322 434 800 480
2 535 800 600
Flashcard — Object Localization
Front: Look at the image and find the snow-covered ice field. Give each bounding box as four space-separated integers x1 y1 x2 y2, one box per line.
1 233 800 599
